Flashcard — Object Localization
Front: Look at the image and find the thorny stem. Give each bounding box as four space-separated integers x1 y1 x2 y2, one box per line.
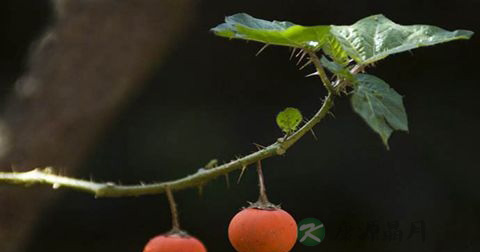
165 187 181 232
306 50 335 93
0 52 364 199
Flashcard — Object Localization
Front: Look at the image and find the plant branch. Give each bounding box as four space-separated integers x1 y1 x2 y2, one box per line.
0 91 332 198
0 51 346 198
0 99 334 198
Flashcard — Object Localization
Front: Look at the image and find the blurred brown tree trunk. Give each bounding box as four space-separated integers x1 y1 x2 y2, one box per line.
0 0 195 251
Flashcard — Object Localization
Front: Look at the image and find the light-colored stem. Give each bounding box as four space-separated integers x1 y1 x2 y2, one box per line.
0 96 330 197
0 52 346 198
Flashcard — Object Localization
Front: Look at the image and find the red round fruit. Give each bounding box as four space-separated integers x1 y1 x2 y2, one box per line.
143 234 207 252
228 208 297 252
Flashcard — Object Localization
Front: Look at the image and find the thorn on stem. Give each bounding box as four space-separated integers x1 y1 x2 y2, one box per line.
237 165 247 184
204 159 218 169
225 174 230 188
310 128 318 141
296 51 307 65
256 44 270 56
295 48 304 58
299 59 312 70
43 167 54 174
289 48 298 60
253 143 266 150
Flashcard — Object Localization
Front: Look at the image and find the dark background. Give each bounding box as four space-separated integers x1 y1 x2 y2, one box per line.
1 0 479 251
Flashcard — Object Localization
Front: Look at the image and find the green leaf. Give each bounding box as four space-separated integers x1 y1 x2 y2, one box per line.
212 13 473 64
351 74 408 148
211 13 331 49
331 14 474 64
320 56 353 81
276 107 303 134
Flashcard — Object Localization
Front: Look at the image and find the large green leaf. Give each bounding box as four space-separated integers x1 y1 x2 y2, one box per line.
331 14 474 64
351 74 408 147
211 13 331 49
212 13 473 65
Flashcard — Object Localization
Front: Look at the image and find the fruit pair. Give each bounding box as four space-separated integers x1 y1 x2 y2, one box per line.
143 161 297 252
144 208 297 252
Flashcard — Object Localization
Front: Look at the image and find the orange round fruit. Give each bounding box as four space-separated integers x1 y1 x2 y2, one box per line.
228 208 297 252
143 234 207 252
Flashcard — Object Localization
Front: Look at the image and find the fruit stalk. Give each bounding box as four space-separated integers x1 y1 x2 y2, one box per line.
165 187 181 232
256 161 269 205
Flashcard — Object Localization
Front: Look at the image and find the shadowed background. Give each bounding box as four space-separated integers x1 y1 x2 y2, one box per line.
0 0 479 251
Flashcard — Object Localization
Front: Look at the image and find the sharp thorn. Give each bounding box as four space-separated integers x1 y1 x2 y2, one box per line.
332 80 340 87
253 143 267 150
225 174 230 188
297 51 307 65
305 71 319 77
198 185 204 197
289 48 297 60
204 159 218 169
310 128 318 141
237 165 247 184
296 49 304 57
299 59 312 70
256 44 269 56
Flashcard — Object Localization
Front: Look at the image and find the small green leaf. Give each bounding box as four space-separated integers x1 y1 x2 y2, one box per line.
331 14 474 64
276 107 303 134
211 13 331 49
351 74 408 148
